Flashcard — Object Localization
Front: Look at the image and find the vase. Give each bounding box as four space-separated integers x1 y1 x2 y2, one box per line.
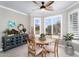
66 40 72 46
39 37 46 41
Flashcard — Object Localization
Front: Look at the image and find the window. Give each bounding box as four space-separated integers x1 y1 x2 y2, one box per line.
34 17 41 35
44 18 52 35
68 8 79 38
44 15 62 36
52 16 61 35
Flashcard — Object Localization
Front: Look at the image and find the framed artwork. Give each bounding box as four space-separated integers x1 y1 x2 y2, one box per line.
7 19 16 29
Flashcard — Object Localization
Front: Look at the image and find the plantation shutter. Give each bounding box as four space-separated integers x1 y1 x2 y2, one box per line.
68 11 79 38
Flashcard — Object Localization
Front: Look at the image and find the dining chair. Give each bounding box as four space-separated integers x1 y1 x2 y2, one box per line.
46 39 59 57
27 39 46 57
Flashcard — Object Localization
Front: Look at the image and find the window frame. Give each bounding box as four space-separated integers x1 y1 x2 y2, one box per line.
44 15 62 39
34 17 41 35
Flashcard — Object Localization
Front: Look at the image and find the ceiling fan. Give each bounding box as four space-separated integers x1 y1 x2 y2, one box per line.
32 1 54 12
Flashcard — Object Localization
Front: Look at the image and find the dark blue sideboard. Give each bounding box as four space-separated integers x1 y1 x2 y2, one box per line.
2 34 29 51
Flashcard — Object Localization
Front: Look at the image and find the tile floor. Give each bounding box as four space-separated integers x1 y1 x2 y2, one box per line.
0 44 79 57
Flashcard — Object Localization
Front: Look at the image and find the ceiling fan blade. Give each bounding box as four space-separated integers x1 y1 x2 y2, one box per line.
45 7 54 11
32 1 40 7
45 1 54 7
47 9 54 11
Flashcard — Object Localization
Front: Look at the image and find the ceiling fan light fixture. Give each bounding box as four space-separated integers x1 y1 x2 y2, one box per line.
40 5 46 9
41 8 46 11
40 6 46 11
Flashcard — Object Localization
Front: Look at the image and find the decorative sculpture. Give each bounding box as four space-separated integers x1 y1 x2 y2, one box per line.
17 24 26 34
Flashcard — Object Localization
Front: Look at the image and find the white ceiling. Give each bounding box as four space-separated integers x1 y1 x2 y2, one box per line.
0 1 76 16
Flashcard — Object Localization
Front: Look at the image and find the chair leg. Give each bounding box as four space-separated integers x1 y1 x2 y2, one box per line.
33 54 36 57
28 52 29 57
57 49 59 57
44 52 46 57
56 46 59 57
41 50 46 57
54 52 56 57
41 52 43 57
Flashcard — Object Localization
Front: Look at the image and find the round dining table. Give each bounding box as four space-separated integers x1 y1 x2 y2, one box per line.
35 37 59 57
35 38 54 45
35 37 58 48
35 35 59 46
35 36 59 56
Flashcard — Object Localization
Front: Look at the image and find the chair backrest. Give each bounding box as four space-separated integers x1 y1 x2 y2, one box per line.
27 39 36 51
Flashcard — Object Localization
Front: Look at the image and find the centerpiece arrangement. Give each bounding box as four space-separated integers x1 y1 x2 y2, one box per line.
39 33 46 41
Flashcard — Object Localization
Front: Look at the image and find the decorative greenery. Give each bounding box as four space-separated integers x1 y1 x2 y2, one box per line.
64 33 74 41
3 29 19 35
40 33 45 38
3 29 11 35
39 33 46 41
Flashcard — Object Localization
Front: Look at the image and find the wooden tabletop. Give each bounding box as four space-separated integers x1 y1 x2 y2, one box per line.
35 35 59 45
35 38 55 45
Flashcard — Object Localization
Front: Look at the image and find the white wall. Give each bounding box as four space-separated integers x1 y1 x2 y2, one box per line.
0 7 30 50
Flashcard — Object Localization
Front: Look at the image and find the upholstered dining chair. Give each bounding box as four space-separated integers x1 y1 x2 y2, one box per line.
46 39 59 57
27 39 46 57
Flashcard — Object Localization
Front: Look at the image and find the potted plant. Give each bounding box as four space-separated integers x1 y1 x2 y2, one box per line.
39 33 46 41
64 33 74 46
3 29 12 36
